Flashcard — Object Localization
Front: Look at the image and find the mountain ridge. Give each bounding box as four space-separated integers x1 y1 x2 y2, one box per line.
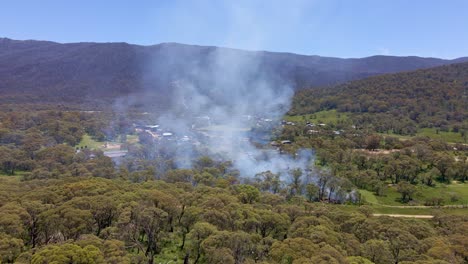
1 37 467 106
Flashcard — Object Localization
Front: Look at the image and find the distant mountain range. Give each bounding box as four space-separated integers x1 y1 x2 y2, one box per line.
0 37 467 106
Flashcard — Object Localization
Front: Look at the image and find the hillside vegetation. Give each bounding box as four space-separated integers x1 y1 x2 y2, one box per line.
1 37 467 106
290 62 468 137
279 63 468 211
1 174 467 264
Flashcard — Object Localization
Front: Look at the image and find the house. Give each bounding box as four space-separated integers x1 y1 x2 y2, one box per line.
270 141 280 147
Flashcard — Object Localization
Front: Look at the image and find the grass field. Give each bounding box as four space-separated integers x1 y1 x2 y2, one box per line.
340 204 467 216
0 170 26 181
360 182 468 206
285 110 349 124
417 128 465 143
76 134 141 150
380 128 465 143
76 134 104 150
359 189 379 204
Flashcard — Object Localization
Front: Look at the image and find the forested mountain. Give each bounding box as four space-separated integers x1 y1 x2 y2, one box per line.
1 37 467 105
290 62 468 135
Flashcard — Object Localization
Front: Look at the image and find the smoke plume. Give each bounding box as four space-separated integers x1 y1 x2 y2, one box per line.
117 1 316 179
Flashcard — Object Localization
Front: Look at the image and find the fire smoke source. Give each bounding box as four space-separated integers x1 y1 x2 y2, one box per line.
149 47 314 178
118 1 317 179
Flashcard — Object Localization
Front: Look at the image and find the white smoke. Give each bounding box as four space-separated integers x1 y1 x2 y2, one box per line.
135 1 316 178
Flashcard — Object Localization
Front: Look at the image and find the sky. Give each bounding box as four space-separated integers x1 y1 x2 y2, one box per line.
1 0 467 59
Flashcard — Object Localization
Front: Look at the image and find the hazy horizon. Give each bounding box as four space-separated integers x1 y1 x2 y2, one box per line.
1 0 468 59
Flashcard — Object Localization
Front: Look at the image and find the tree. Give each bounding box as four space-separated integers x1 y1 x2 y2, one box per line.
317 169 333 201
187 222 217 264
419 168 440 186
270 238 319 263
201 231 258 264
0 233 24 263
305 183 319 202
22 200 48 248
132 205 168 264
31 243 105 264
433 155 454 182
54 205 94 240
0 146 23 175
361 239 392 264
396 181 417 203
67 195 119 236
255 209 289 239
347 256 374 264
289 168 303 196
178 206 201 250
232 184 260 204
254 171 281 193
0 202 30 239
365 135 381 151
380 227 419 264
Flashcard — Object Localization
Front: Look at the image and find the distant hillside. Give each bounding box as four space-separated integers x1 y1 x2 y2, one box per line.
290 62 468 135
0 37 467 106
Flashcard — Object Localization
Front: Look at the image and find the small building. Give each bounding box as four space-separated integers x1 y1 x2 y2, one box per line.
270 141 280 147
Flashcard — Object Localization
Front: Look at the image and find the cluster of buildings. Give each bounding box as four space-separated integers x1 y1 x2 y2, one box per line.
134 124 194 144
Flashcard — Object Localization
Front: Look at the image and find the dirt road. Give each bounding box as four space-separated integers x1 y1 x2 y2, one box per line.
373 214 434 218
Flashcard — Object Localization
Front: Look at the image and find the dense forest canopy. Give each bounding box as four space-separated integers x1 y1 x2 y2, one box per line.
1 172 467 263
0 45 467 263
1 37 467 106
290 62 468 136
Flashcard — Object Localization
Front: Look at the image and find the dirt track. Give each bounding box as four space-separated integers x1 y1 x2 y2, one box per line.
373 214 434 218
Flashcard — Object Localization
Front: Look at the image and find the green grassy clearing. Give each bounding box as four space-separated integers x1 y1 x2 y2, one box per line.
76 134 104 150
380 128 465 143
0 170 28 177
359 187 400 206
359 189 379 204
0 170 26 181
360 182 468 206
76 134 141 150
417 128 465 143
340 204 467 216
285 109 349 124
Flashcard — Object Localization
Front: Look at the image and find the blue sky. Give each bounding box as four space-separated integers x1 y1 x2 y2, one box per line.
1 0 467 58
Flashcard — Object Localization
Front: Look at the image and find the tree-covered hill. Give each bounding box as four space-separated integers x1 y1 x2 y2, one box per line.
1 37 467 106
290 62 468 135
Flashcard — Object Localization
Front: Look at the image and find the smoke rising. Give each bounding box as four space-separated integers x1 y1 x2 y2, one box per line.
113 1 316 179
154 47 313 178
